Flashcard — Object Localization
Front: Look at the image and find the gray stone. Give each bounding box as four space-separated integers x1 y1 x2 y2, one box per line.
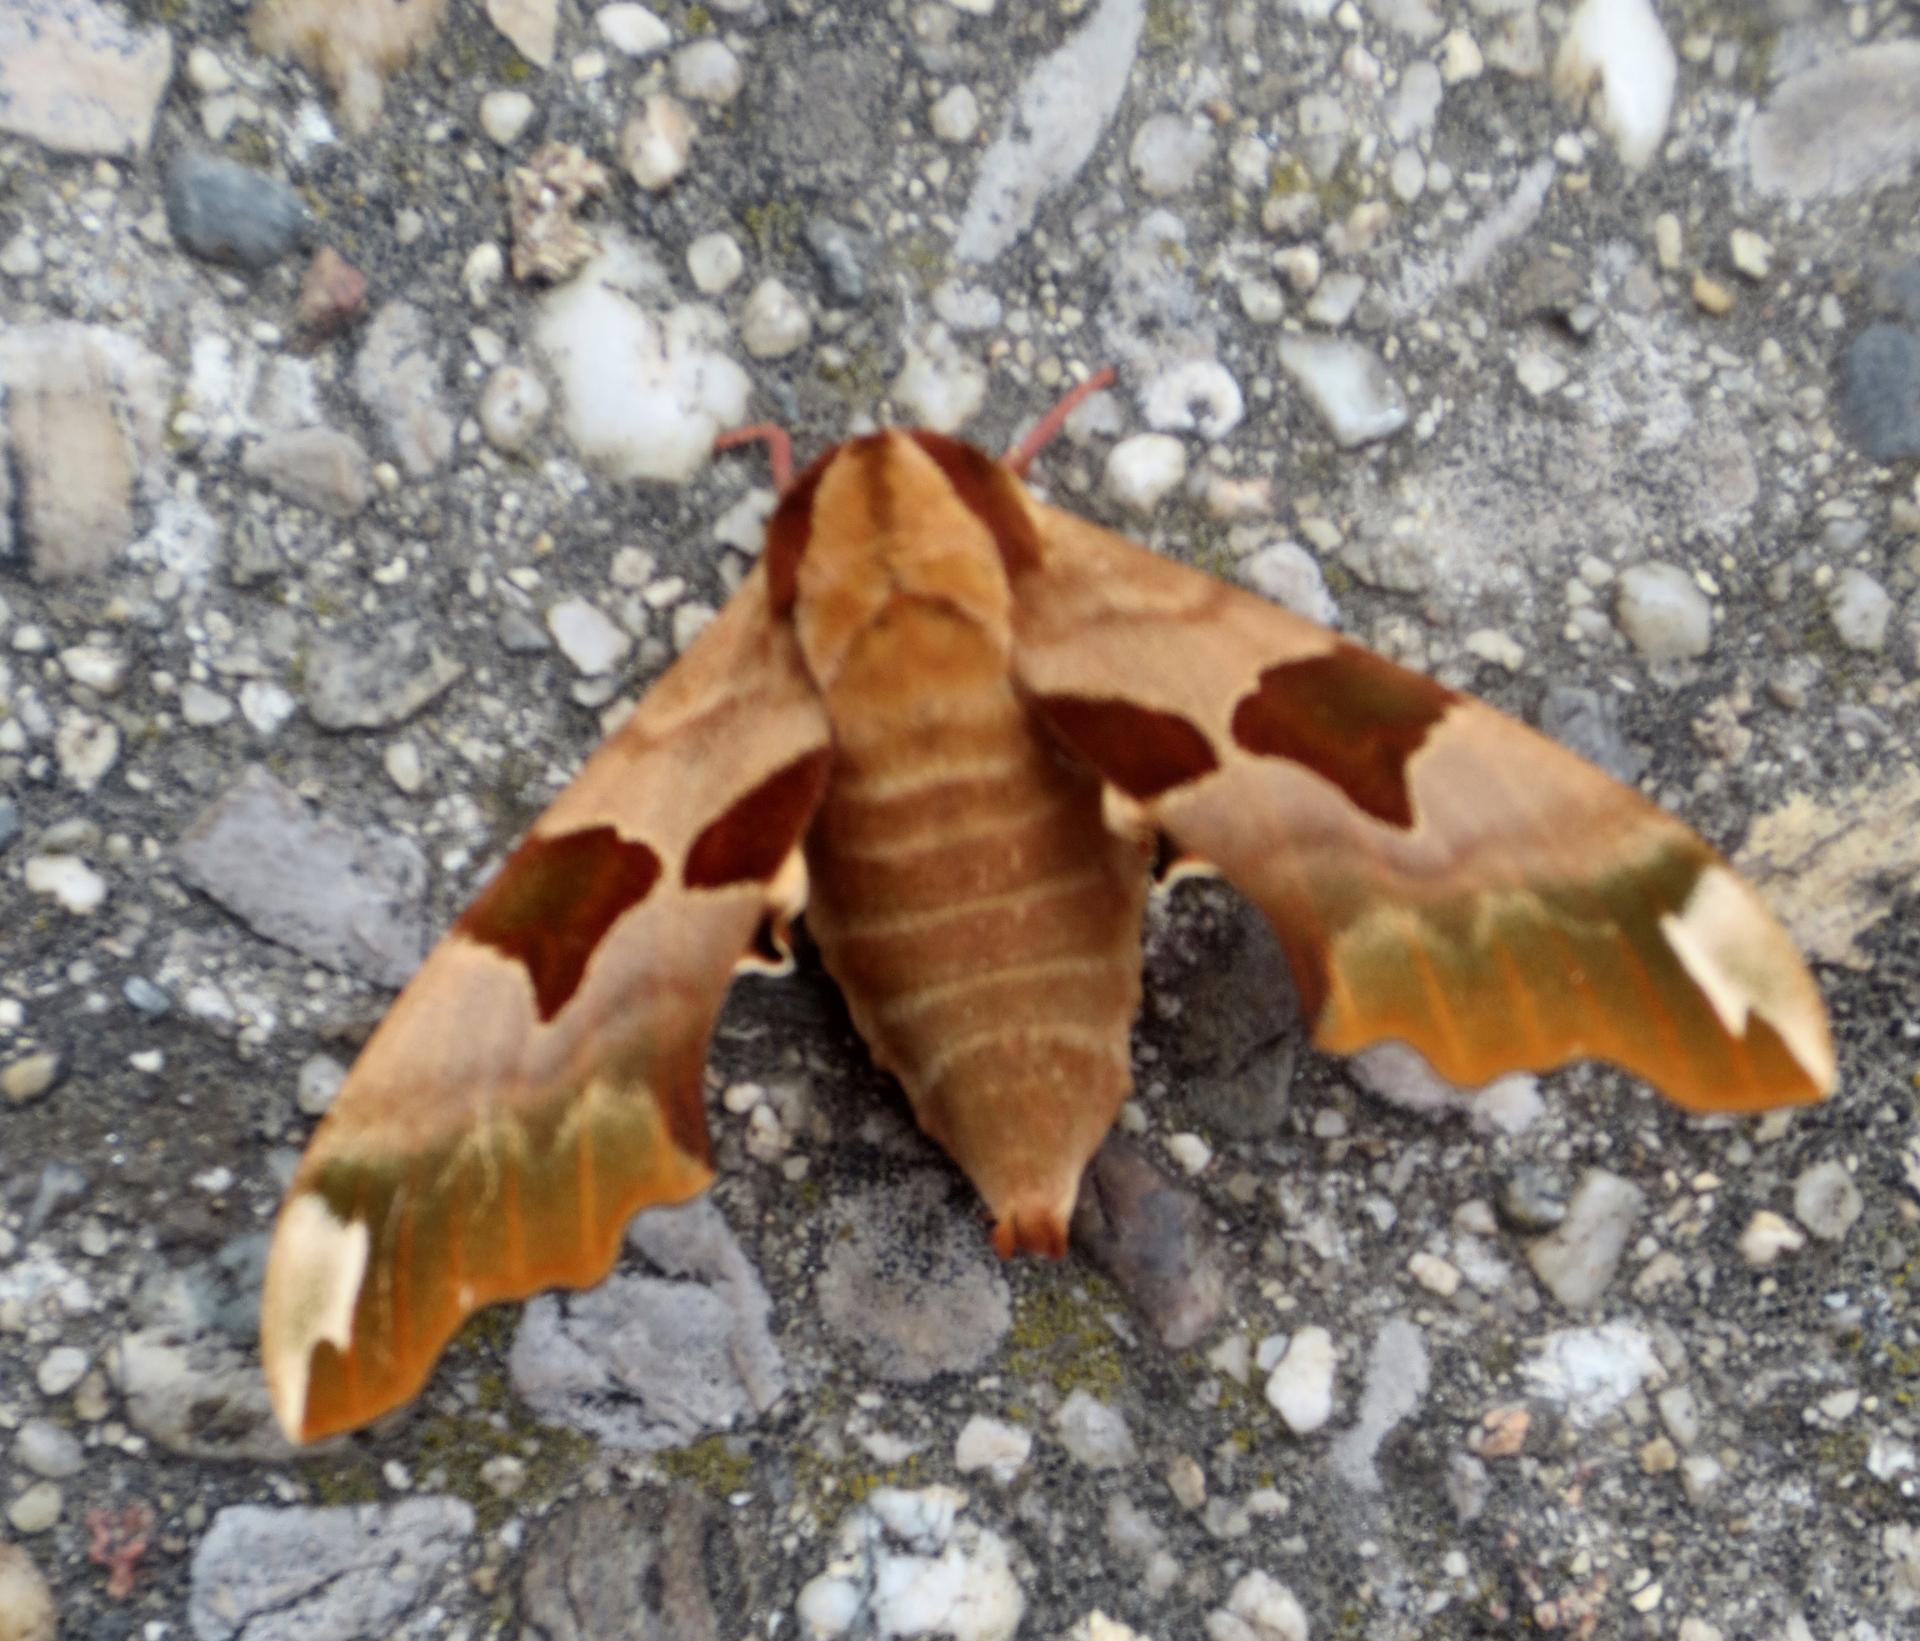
1071 1137 1226 1350
1275 334 1408 448
519 1490 725 1641
108 1326 298 1462
815 1171 1012 1382
0 321 167 581
164 150 310 271
1792 1159 1864 1243
241 427 373 518
1750 43 1920 201
1498 1165 1568 1233
1054 1390 1137 1470
14 1418 84 1480
1840 324 1920 464
954 0 1145 263
0 0 173 158
804 216 869 305
762 46 890 191
1829 569 1894 652
0 799 18 855
510 1197 785 1450
304 620 464 730
175 765 429 987
1329 1317 1431 1492
1526 1169 1644 1310
353 301 454 476
1615 562 1712 661
188 1499 473 1641
1538 685 1646 785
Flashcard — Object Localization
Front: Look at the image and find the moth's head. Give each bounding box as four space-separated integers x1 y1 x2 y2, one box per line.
750 429 1042 684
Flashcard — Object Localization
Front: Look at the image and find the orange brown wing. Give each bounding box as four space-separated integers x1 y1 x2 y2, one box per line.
260 566 831 1442
1008 500 1833 1114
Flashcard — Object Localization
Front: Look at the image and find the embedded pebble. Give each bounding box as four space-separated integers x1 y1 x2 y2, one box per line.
739 278 812 360
892 324 987 433
15 1420 82 1480
1275 334 1407 448
0 1544 56 1641
621 94 696 191
36 1347 88 1397
1828 569 1893 652
930 84 980 144
305 623 464 730
674 40 743 106
4 1483 60 1536
1526 1169 1644 1310
0 0 173 157
687 231 745 294
1614 562 1712 661
164 150 310 270
1104 433 1187 514
1140 358 1243 439
3 1052 65 1106
480 89 537 147
1330 1317 1430 1492
24 855 107 915
297 1054 348 1117
1264 1325 1335 1435
954 1415 1032 1484
1242 540 1338 625
1739 1208 1806 1267
353 301 454 476
1522 1322 1659 1425
55 711 119 789
1728 228 1773 281
1840 325 1920 463
1749 41 1920 201
477 364 551 453
1792 1160 1864 1242
241 427 372 518
806 217 869 305
1054 1391 1137 1470
1206 1570 1309 1641
188 1499 475 1640
596 3 670 57
1129 112 1214 198
1551 0 1675 169
547 597 632 677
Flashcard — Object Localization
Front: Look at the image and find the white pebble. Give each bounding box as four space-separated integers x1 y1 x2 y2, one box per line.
462 241 505 309
240 680 297 736
186 43 232 93
1129 111 1215 198
595 3 670 57
1141 358 1244 438
673 40 743 105
891 323 986 433
1265 1325 1336 1434
36 1346 88 1397
1242 540 1338 625
1614 561 1712 660
478 364 551 453
547 597 632 676
384 740 426 794
179 681 233 727
620 94 695 191
1735 1205 1804 1274
1728 228 1773 281
1275 334 1407 448
1828 569 1892 653
1238 277 1285 324
930 84 980 144
479 89 536 147
1054 1391 1137 1469
55 713 119 790
1165 1132 1213 1175
954 1415 1032 1484
1388 147 1426 202
58 643 127 694
739 278 811 359
686 230 744 294
1552 0 1676 169
1440 27 1484 83
1104 433 1187 515
1792 1160 1864 1242
1408 1252 1462 1297
1305 270 1366 329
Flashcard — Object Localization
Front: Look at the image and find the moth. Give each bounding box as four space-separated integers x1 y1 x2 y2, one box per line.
261 379 1833 1443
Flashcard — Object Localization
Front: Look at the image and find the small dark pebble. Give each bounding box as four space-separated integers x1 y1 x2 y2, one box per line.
805 215 869 305
1071 1136 1226 1350
1498 1165 1569 1233
123 976 171 1017
1840 322 1920 463
0 797 20 854
164 149 311 271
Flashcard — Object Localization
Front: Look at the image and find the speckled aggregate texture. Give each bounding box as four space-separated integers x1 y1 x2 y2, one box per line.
1 1 1917 1637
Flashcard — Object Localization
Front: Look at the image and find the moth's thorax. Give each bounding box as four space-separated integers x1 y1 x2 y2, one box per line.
772 431 1036 698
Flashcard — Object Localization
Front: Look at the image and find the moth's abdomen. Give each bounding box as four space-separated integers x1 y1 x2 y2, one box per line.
805 639 1150 1256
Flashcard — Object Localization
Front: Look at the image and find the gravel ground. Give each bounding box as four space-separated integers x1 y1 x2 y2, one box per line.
2 1 1918 1638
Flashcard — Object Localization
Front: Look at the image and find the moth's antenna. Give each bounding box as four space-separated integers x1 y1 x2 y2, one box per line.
712 423 795 493
1003 366 1117 478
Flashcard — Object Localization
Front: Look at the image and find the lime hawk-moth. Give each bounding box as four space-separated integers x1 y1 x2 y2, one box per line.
261 387 1833 1443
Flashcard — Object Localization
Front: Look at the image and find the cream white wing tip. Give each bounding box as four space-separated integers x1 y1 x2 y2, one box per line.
1659 865 1836 1096
260 1192 371 1443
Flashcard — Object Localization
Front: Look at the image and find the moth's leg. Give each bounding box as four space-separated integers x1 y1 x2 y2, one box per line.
1003 366 1117 477
713 422 795 492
